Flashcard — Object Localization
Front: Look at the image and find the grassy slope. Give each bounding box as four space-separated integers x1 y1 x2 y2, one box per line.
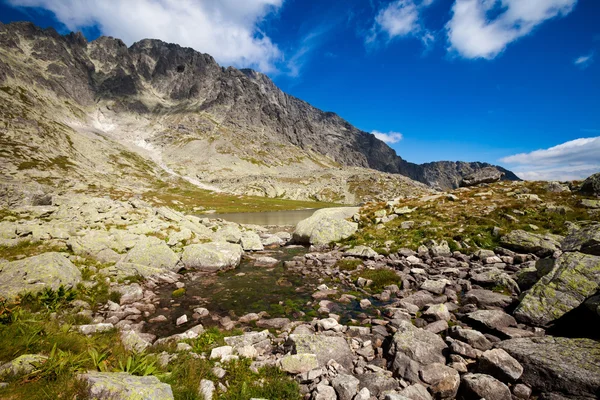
344 180 594 255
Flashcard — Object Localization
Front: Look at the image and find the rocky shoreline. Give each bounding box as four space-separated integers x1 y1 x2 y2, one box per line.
0 175 599 400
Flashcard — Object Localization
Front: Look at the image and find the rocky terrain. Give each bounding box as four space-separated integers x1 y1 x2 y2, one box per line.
0 173 598 399
0 21 517 206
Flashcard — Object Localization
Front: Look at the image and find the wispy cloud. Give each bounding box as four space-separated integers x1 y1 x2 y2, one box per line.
285 26 333 77
574 52 595 68
7 0 284 73
446 0 578 60
372 130 404 144
500 137 600 181
367 0 435 47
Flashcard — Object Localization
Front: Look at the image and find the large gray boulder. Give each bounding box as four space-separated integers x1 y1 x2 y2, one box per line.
79 372 174 399
460 167 503 187
498 336 600 399
579 172 600 197
181 242 243 271
389 320 447 382
500 230 562 257
562 223 600 256
286 334 354 370
293 207 359 245
121 237 180 271
0 252 81 300
513 252 600 326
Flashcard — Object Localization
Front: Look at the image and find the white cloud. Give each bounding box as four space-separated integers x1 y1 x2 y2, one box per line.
372 130 404 144
367 0 435 46
7 0 283 72
574 52 594 68
446 0 577 59
500 137 600 181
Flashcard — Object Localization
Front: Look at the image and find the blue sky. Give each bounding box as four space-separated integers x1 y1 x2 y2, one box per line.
1 0 599 180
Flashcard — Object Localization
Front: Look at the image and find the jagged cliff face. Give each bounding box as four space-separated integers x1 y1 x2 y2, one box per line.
0 22 517 202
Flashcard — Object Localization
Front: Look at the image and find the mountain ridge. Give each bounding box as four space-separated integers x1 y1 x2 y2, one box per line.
0 21 518 204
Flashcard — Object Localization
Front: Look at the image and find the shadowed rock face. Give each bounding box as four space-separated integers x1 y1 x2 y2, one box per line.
0 21 519 190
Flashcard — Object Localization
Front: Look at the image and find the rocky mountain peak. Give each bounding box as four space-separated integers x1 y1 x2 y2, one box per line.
0 21 519 203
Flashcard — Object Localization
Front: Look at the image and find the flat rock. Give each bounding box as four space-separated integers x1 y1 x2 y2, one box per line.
500 230 562 257
0 252 81 300
181 242 243 271
287 334 354 370
279 354 318 374
465 310 517 332
448 326 493 351
513 251 600 326
122 237 180 271
498 336 600 399
343 245 378 259
80 372 174 399
463 289 513 309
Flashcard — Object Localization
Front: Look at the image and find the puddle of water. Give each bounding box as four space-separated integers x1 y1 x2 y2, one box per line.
146 246 394 337
207 209 319 226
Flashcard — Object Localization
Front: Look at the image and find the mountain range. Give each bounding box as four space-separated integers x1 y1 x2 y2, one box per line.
0 22 519 205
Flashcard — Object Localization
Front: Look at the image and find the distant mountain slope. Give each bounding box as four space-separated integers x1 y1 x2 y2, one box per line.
0 21 518 201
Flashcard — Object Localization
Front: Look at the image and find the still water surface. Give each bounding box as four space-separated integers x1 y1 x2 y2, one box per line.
208 208 318 226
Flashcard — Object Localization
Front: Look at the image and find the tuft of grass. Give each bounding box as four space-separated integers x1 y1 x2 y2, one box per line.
171 288 186 298
336 259 362 272
220 358 302 400
356 269 401 291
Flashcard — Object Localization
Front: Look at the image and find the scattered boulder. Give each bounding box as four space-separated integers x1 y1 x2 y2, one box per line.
389 321 447 382
500 230 562 257
121 237 180 271
293 207 359 245
80 372 174 400
181 242 243 271
458 373 511 400
498 336 600 399
477 349 523 382
287 334 354 370
343 245 379 259
463 289 513 310
240 231 264 251
465 310 517 332
513 251 600 326
0 252 81 300
448 326 493 351
279 354 318 374
420 363 460 399
332 373 360 400
579 172 600 197
460 167 504 187
562 223 600 256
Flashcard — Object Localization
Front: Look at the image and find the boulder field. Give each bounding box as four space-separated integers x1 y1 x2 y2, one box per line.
1 178 599 400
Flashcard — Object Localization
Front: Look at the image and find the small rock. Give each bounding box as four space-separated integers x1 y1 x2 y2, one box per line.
199 379 215 400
